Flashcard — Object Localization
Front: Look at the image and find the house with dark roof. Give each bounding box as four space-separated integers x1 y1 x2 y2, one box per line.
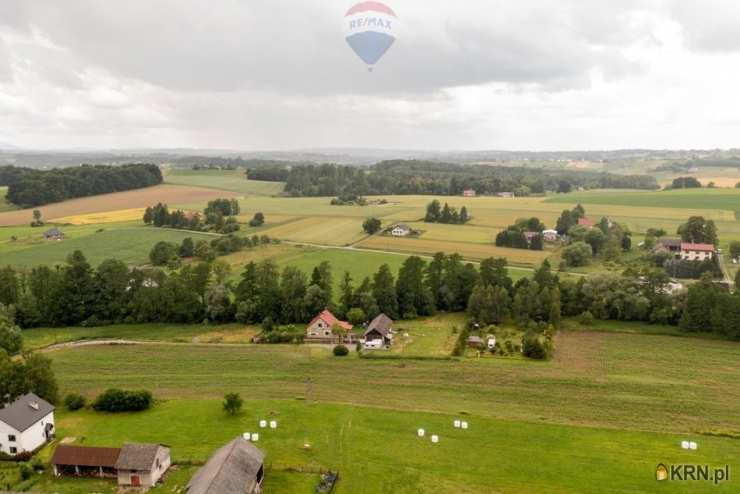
42 228 64 241
305 309 355 344
363 313 394 349
116 443 171 488
187 437 264 494
0 393 55 457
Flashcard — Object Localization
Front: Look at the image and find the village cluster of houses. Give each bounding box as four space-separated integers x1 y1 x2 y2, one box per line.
1 394 265 493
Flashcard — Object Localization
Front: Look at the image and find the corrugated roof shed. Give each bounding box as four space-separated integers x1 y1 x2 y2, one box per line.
187 437 264 494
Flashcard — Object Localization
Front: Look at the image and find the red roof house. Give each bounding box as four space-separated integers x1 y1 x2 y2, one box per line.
680 243 716 261
577 217 594 228
305 310 354 343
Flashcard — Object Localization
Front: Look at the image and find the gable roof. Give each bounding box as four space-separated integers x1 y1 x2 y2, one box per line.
51 445 121 468
365 313 393 337
43 227 63 237
187 437 264 494
577 217 594 227
681 243 715 252
660 238 682 248
0 393 55 432
309 309 353 331
393 224 411 231
116 443 167 471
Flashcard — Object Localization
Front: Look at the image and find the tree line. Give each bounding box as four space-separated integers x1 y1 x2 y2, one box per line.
0 249 737 344
281 161 659 198
1 164 163 207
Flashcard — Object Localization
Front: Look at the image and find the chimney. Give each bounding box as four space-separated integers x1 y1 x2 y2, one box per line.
29 401 39 410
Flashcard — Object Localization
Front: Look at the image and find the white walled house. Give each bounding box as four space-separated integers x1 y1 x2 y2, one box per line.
116 443 172 488
391 224 412 237
0 393 55 457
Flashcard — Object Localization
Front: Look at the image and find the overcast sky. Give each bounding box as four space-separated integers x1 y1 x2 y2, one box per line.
1 0 740 151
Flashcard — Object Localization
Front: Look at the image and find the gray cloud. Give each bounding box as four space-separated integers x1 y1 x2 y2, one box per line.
1 0 740 150
0 0 649 96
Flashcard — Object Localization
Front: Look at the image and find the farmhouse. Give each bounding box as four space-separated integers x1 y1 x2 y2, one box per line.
305 309 354 344
0 393 55 457
363 313 394 349
496 192 514 198
391 224 412 237
542 229 559 242
462 189 476 197
116 443 171 488
52 442 171 488
523 231 540 243
42 227 64 240
680 243 715 261
187 437 265 494
577 217 594 228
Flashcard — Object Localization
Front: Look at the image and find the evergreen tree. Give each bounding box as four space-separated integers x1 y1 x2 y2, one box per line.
425 253 446 309
353 277 379 320
396 256 434 317
280 266 308 323
479 258 512 292
339 271 354 317
460 206 469 224
372 264 399 319
54 251 96 325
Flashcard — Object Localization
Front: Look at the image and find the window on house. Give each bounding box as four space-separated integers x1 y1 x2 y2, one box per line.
10 447 17 454
8 435 16 442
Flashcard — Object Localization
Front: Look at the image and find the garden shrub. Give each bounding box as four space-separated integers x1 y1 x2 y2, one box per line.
92 389 152 412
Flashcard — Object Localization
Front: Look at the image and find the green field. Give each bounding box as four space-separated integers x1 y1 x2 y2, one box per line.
17 317 737 493
545 188 740 211
0 224 218 267
23 399 736 494
164 168 285 196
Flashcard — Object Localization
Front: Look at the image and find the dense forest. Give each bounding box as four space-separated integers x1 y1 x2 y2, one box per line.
0 164 163 207
282 161 659 197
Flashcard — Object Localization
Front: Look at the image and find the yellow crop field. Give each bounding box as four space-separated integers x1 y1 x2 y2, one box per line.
261 216 367 246
357 235 552 266
0 185 239 227
55 208 147 225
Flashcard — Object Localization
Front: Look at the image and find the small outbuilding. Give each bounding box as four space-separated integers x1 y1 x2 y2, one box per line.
187 437 265 494
116 443 171 488
363 313 394 349
467 336 484 349
51 445 121 478
42 228 64 241
462 189 477 197
542 229 559 242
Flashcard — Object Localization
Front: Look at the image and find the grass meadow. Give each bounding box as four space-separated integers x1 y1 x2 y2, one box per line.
24 398 737 494
164 168 285 196
0 224 217 267
545 187 740 211
16 316 737 493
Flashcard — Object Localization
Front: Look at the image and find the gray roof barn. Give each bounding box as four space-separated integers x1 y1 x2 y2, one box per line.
0 393 54 432
116 443 166 471
187 437 265 494
43 227 64 239
365 313 393 338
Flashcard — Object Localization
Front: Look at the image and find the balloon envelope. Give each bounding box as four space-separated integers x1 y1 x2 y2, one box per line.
344 2 397 66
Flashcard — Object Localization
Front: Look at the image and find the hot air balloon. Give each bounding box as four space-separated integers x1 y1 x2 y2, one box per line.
344 1 397 70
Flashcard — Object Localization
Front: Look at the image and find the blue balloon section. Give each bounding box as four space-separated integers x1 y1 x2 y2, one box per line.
345 31 396 66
